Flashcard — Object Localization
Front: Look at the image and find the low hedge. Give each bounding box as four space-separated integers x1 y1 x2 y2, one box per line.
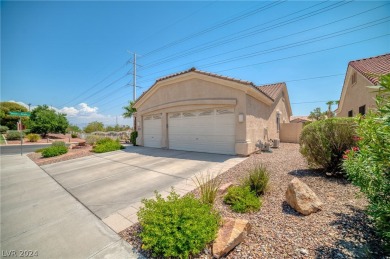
41 145 68 158
6 130 25 140
138 190 220 258
92 138 124 153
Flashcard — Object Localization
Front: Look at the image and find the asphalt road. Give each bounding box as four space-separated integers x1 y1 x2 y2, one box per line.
0 144 51 155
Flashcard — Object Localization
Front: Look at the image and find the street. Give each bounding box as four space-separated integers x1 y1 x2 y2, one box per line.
0 144 51 155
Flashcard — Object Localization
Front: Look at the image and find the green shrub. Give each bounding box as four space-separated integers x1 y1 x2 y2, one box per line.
0 126 9 134
6 130 25 140
224 186 261 213
130 131 138 145
35 148 45 153
92 138 124 153
242 165 269 196
41 145 68 158
26 133 40 142
51 141 66 147
193 172 222 205
23 129 31 135
299 118 356 174
71 133 78 138
137 190 220 258
343 74 390 252
85 135 103 145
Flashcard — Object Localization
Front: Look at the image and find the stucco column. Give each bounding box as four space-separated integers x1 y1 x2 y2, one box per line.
136 114 143 146
235 93 250 156
161 112 168 148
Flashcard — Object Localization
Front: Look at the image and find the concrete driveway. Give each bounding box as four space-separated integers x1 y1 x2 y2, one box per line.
41 146 246 232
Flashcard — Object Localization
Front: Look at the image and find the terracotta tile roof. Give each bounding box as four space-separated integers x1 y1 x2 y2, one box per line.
256 82 285 100
290 116 311 123
349 53 390 85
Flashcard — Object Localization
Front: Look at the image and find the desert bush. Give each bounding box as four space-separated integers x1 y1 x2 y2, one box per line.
137 190 220 258
242 165 269 196
193 172 222 205
299 118 356 174
85 135 103 145
0 126 8 134
23 129 31 135
51 141 66 147
130 131 138 145
41 144 68 158
343 74 390 252
224 186 261 213
26 133 40 142
6 130 25 140
92 138 124 153
71 133 78 138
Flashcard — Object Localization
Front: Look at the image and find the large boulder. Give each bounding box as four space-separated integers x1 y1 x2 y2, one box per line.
212 217 251 258
285 177 323 215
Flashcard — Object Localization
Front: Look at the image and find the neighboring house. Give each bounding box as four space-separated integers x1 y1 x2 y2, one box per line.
133 68 292 156
336 53 390 117
290 116 311 123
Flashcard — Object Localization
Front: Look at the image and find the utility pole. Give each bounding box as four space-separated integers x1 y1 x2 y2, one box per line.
133 53 136 101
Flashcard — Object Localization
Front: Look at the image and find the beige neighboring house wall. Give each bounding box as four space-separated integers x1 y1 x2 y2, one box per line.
133 68 292 156
280 123 303 143
336 53 390 117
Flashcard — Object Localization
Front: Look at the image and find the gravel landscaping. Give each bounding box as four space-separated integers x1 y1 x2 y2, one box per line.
120 143 386 258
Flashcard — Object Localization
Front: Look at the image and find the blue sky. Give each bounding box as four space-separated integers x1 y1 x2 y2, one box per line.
1 1 389 127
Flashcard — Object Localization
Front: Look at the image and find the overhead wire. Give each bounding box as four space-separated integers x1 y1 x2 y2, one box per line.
140 0 349 69
140 0 286 58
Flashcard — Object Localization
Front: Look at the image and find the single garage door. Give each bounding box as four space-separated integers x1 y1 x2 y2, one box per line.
168 108 235 155
143 114 162 148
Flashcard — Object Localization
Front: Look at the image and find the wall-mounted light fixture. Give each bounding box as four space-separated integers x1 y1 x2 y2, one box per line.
238 113 244 122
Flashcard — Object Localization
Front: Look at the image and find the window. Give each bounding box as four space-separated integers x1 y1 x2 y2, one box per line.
348 110 353 117
351 72 357 85
359 105 366 115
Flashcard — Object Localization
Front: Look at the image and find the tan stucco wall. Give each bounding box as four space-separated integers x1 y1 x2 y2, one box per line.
337 66 377 117
280 123 303 143
135 73 291 156
245 91 290 153
135 77 249 153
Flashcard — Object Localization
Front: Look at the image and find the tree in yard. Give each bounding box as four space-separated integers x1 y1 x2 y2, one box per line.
308 107 326 121
0 102 29 130
326 101 335 118
67 124 81 133
29 105 69 137
84 121 105 133
123 100 137 130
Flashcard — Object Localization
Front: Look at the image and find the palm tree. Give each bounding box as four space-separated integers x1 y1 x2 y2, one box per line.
326 101 334 118
123 101 137 130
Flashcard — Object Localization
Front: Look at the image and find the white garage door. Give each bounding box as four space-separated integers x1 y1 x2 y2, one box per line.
143 114 162 148
168 108 235 155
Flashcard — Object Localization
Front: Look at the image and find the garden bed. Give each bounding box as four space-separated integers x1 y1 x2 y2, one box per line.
120 143 385 258
27 144 93 166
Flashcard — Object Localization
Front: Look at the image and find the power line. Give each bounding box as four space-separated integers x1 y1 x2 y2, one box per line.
136 15 388 84
140 1 350 69
60 60 130 107
140 1 286 58
216 34 389 73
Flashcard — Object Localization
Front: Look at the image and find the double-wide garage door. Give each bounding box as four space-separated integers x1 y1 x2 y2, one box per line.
168 108 235 155
143 108 235 155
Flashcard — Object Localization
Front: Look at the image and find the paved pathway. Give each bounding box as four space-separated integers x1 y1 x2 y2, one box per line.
0 154 141 258
42 146 247 233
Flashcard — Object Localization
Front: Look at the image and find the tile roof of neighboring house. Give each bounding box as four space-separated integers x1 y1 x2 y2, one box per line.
349 53 390 85
256 82 285 100
290 116 311 123
137 67 280 102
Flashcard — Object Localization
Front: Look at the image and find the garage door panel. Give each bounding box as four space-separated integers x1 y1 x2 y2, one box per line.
143 115 162 148
168 109 235 155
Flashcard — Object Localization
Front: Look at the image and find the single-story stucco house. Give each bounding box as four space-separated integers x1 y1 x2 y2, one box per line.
336 53 390 117
133 68 292 156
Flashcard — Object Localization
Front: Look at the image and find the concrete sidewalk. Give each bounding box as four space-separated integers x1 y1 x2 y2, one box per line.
0 155 142 258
